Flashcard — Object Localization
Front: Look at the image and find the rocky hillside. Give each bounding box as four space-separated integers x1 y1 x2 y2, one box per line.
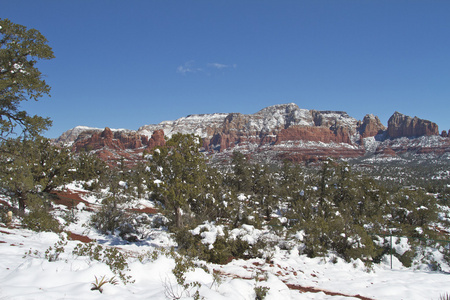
57 103 450 164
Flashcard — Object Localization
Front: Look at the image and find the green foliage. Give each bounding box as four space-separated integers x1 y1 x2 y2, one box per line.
90 195 127 234
127 162 147 198
389 188 439 236
398 250 414 268
0 18 54 138
44 236 68 261
0 207 8 224
0 137 74 213
228 151 253 194
90 190 151 241
146 133 208 229
283 160 389 262
162 252 204 300
72 151 107 189
175 225 270 264
254 285 270 300
21 194 61 232
72 242 134 284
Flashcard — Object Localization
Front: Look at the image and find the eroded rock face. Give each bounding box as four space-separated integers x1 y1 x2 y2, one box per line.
274 126 352 144
71 127 167 167
73 128 151 152
147 129 166 149
387 112 439 138
204 106 358 152
358 114 386 138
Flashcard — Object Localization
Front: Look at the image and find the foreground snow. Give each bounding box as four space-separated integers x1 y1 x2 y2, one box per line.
1 184 449 299
1 225 449 300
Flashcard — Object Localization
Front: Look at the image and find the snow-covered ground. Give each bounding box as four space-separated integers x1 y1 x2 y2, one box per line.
1 226 449 300
1 187 450 300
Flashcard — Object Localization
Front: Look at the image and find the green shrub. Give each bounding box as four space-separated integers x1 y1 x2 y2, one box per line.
254 285 269 300
22 196 61 232
44 237 68 262
398 250 414 268
72 242 133 284
162 253 204 300
90 196 125 234
174 226 254 264
90 194 151 241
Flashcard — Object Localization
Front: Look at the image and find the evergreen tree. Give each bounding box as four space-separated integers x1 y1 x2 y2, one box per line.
390 188 439 235
0 19 54 138
228 151 253 193
0 137 73 213
146 133 207 229
128 162 148 199
252 164 278 220
72 150 107 188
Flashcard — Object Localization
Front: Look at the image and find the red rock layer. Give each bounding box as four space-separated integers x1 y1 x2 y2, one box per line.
275 126 352 145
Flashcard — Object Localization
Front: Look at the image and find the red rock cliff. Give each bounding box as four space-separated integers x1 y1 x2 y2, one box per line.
357 114 386 138
274 126 352 144
387 112 439 138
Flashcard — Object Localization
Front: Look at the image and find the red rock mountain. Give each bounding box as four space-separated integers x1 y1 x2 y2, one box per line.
387 112 439 138
57 103 448 164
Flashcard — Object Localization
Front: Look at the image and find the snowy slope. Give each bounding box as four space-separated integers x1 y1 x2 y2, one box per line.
1 185 450 300
1 224 450 300
138 113 229 139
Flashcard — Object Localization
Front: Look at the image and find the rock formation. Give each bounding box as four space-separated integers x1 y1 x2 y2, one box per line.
387 112 439 138
58 103 448 164
357 114 386 138
274 126 352 145
147 129 166 149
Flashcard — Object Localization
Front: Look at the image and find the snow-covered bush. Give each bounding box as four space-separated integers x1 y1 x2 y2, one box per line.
22 195 61 233
72 242 133 284
90 194 151 242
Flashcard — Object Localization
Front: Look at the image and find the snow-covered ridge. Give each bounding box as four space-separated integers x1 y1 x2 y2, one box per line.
56 126 103 144
59 103 361 143
137 103 359 139
138 113 229 139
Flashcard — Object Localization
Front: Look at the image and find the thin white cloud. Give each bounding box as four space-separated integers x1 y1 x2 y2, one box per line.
177 61 237 75
176 60 203 75
207 63 238 70
207 63 228 69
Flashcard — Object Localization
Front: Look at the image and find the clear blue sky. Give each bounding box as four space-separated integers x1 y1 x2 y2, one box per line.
3 0 450 138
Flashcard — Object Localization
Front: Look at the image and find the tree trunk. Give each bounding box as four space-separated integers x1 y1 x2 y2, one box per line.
175 205 183 228
17 191 27 216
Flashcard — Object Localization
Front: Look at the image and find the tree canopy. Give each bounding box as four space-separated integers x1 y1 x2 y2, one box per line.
146 133 208 228
0 18 54 138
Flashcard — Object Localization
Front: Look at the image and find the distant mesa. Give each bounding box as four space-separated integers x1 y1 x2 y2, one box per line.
56 103 449 164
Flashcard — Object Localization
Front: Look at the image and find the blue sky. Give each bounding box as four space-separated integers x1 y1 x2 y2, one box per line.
3 0 450 138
